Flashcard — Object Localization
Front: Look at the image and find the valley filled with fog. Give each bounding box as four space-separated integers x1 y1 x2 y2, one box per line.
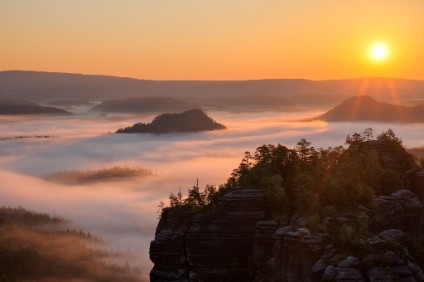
2 109 424 278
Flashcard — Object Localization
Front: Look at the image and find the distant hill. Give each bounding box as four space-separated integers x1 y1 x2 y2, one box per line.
46 99 92 107
2 71 424 108
0 207 142 282
314 95 424 122
0 100 71 115
116 109 226 134
45 166 153 184
93 96 195 113
193 94 296 111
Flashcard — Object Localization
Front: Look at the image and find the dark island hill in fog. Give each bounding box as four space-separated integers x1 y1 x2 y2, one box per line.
2 71 424 109
0 99 71 115
314 95 424 123
116 109 226 134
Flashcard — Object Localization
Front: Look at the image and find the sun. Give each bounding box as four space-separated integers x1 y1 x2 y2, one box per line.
370 44 388 61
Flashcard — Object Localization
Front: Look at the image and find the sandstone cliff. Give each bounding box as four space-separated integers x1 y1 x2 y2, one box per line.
150 189 266 281
150 131 424 281
150 185 424 281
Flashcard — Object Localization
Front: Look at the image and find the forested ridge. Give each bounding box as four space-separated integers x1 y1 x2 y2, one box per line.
117 109 226 134
153 128 424 281
0 207 144 282
163 128 415 216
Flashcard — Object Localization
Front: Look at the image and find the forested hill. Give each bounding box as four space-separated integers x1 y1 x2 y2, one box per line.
0 207 142 281
0 100 70 115
116 109 226 134
3 71 424 107
92 96 195 113
315 95 424 122
151 129 424 281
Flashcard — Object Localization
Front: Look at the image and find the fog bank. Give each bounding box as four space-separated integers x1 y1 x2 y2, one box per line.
2 110 424 278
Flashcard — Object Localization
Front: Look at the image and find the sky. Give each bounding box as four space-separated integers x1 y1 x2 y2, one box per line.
1 0 424 80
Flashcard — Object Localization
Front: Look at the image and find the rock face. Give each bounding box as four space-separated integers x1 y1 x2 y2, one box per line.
252 221 330 282
403 168 424 203
269 230 329 281
371 189 423 233
252 220 280 277
186 189 266 281
150 189 266 281
151 188 424 281
149 207 192 280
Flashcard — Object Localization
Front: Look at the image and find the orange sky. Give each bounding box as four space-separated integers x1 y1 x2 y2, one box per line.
1 1 423 80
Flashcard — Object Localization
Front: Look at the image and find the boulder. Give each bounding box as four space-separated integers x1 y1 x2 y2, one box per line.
378 229 405 242
335 268 364 281
403 168 424 203
270 232 329 281
337 256 360 268
371 189 423 233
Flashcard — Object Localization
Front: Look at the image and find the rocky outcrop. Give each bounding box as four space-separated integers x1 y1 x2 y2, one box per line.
150 206 192 281
150 189 266 281
151 187 424 281
253 222 331 282
403 168 424 203
371 189 423 233
320 235 424 282
150 226 189 280
186 189 266 281
252 220 280 277
269 229 329 281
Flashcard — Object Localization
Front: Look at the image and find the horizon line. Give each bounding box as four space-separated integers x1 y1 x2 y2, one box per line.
1 69 422 83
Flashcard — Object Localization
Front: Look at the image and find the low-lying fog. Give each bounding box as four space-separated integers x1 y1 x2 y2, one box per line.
1 110 424 278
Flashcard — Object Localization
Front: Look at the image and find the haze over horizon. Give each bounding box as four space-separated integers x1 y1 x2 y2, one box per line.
3 69 424 82
2 1 424 80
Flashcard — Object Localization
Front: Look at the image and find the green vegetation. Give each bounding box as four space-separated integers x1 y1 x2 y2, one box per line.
45 166 153 184
162 128 415 218
0 99 71 115
226 128 414 215
161 129 415 227
157 184 227 229
0 135 54 142
0 207 65 226
0 207 143 282
116 108 226 134
159 128 420 261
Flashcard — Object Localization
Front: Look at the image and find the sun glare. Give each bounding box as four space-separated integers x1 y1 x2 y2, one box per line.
370 44 388 61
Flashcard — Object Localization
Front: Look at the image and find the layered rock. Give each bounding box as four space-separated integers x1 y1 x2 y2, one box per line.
270 229 329 281
150 206 193 281
253 221 331 282
151 187 424 281
371 189 423 233
150 189 266 281
252 220 280 277
186 189 266 281
320 233 424 282
403 168 424 203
